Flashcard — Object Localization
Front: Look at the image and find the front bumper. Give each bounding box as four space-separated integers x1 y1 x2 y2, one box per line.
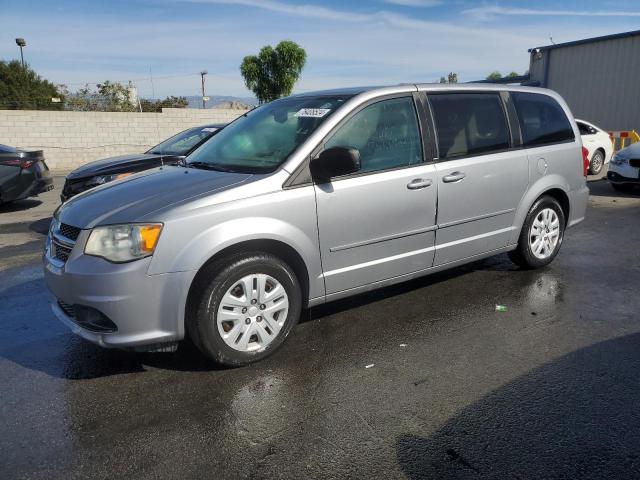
43 238 196 348
607 170 640 185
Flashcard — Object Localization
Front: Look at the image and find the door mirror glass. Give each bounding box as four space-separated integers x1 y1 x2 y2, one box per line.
311 147 361 181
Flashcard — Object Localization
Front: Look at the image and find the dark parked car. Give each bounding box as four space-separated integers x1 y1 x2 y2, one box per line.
60 123 226 201
0 143 54 205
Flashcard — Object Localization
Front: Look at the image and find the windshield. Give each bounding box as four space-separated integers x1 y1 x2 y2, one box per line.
148 126 221 155
186 95 352 173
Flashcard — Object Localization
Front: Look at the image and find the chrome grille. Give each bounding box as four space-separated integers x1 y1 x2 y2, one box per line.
47 220 80 266
59 223 81 241
57 299 75 318
53 243 72 262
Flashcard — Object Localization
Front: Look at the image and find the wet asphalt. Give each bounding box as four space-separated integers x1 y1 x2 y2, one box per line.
1 176 640 479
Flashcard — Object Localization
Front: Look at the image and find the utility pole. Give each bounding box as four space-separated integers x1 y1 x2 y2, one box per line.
15 38 26 68
200 70 208 109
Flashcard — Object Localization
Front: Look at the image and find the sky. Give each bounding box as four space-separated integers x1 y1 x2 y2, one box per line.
1 0 639 99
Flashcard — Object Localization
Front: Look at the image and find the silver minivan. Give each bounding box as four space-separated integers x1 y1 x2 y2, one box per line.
44 84 589 365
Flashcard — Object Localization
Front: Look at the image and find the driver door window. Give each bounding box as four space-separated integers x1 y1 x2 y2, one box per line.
325 97 423 174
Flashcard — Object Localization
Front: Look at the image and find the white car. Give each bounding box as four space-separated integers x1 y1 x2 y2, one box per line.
608 141 640 192
576 119 613 175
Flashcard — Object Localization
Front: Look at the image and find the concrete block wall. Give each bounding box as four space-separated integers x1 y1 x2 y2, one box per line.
0 108 248 172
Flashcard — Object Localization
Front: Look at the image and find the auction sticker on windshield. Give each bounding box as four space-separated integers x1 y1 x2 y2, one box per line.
295 108 331 118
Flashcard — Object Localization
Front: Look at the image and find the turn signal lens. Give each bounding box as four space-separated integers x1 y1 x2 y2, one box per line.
139 224 162 253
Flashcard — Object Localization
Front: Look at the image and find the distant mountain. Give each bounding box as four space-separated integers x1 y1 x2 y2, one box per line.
184 95 257 109
213 100 253 110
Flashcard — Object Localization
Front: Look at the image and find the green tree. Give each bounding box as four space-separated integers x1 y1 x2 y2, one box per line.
240 40 307 104
140 96 189 112
63 81 139 112
96 81 137 112
486 71 503 81
506 71 520 78
439 72 458 84
0 60 64 110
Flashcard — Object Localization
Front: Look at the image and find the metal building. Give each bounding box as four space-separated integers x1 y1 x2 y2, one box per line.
526 30 640 132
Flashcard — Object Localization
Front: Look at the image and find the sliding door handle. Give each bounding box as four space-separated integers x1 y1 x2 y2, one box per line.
442 171 466 183
407 178 432 190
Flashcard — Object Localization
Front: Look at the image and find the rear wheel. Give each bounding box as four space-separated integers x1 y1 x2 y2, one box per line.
589 150 605 175
509 196 565 269
188 253 302 366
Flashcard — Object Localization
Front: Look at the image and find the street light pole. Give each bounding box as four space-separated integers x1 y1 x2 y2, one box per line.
15 38 26 68
200 70 208 109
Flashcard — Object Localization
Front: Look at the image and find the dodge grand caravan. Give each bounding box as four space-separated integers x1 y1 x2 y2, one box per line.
44 84 589 366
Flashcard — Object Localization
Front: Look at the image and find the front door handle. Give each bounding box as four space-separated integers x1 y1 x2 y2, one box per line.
407 178 432 190
442 171 466 183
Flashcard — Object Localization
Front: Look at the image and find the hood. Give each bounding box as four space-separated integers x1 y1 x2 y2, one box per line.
66 153 178 180
616 142 640 159
58 166 252 229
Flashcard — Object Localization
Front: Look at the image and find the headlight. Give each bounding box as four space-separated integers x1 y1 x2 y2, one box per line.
89 172 134 186
85 223 163 263
610 154 628 166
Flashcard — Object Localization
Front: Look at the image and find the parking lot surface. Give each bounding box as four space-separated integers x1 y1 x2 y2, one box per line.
2 175 640 479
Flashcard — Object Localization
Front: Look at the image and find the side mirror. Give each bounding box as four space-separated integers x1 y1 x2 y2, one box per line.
310 147 360 182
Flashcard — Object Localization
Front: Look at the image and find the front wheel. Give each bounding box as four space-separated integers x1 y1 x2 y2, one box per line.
589 150 605 175
509 196 565 269
188 253 302 366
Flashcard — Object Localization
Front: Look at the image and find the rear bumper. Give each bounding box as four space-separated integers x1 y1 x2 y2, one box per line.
1 169 53 202
34 176 54 194
568 185 589 228
607 171 640 185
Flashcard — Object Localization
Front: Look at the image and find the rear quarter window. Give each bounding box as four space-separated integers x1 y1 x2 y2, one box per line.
512 92 575 147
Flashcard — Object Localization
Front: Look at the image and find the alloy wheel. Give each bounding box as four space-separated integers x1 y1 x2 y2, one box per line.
529 208 561 260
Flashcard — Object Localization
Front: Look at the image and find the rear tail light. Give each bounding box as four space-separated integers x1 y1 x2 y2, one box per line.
581 146 589 177
0 158 35 169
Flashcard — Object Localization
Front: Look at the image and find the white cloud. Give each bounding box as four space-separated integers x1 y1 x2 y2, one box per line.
382 0 441 6
1 1 635 98
183 0 530 37
185 0 370 22
463 5 640 20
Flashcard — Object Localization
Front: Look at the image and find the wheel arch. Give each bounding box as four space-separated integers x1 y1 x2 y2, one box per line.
185 238 312 330
542 188 570 226
511 178 571 244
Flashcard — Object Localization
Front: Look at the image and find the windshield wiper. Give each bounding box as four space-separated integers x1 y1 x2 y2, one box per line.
187 161 236 172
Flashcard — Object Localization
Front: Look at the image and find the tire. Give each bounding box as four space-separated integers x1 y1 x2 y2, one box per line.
187 253 302 367
509 196 565 269
589 150 605 175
